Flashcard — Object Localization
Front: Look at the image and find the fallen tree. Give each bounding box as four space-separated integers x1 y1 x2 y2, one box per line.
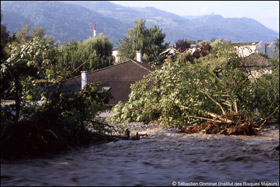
178 109 279 135
109 40 279 135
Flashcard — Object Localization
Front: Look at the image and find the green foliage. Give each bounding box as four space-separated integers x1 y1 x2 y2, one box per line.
1 33 113 147
56 33 114 77
78 33 114 72
1 24 116 159
210 39 228 52
1 24 114 131
198 40 211 56
1 32 60 122
25 82 111 136
175 39 195 52
273 38 279 59
118 19 169 65
57 40 79 74
1 82 112 159
109 41 279 127
244 64 279 119
1 14 11 100
1 14 10 61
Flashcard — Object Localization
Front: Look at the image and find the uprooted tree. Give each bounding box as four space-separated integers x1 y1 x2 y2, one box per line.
108 40 279 135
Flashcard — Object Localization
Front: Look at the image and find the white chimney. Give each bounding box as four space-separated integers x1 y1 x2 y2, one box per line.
136 51 142 63
81 71 87 90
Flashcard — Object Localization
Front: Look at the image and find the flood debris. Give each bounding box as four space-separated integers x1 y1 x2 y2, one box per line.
124 129 130 139
178 113 262 135
130 132 140 140
123 129 142 140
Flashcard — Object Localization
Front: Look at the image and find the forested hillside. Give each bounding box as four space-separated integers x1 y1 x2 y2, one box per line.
1 1 129 44
1 1 279 45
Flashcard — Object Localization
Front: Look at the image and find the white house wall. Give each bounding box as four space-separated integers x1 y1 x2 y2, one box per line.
236 42 268 58
266 43 277 59
255 41 265 54
236 45 257 57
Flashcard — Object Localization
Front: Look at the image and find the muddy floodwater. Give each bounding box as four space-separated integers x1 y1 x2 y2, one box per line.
1 119 279 186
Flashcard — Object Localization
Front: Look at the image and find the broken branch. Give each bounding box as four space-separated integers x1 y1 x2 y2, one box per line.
202 92 226 115
256 104 280 130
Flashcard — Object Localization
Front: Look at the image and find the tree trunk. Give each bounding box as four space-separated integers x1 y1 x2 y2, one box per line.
14 74 22 123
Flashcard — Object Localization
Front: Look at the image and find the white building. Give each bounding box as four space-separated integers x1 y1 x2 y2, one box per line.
266 43 278 59
232 41 278 59
232 41 265 57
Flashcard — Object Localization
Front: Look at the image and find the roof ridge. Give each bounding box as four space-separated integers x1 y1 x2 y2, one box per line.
48 59 153 87
47 60 133 87
131 60 152 72
231 41 261 45
86 60 133 76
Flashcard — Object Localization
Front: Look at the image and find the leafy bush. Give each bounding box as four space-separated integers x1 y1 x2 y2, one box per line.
28 82 110 135
1 82 112 159
0 28 115 159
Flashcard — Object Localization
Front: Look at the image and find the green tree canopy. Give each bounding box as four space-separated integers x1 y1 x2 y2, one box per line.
118 19 169 65
1 24 116 158
77 33 114 72
57 33 114 77
175 39 195 52
1 14 10 62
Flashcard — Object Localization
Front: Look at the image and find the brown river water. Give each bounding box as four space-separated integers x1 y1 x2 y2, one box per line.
1 116 279 186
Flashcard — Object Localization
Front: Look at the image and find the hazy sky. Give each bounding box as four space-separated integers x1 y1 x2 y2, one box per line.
113 1 279 32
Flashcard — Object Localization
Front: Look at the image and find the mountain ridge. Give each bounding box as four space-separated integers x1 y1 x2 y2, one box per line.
1 1 278 45
1 1 129 44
